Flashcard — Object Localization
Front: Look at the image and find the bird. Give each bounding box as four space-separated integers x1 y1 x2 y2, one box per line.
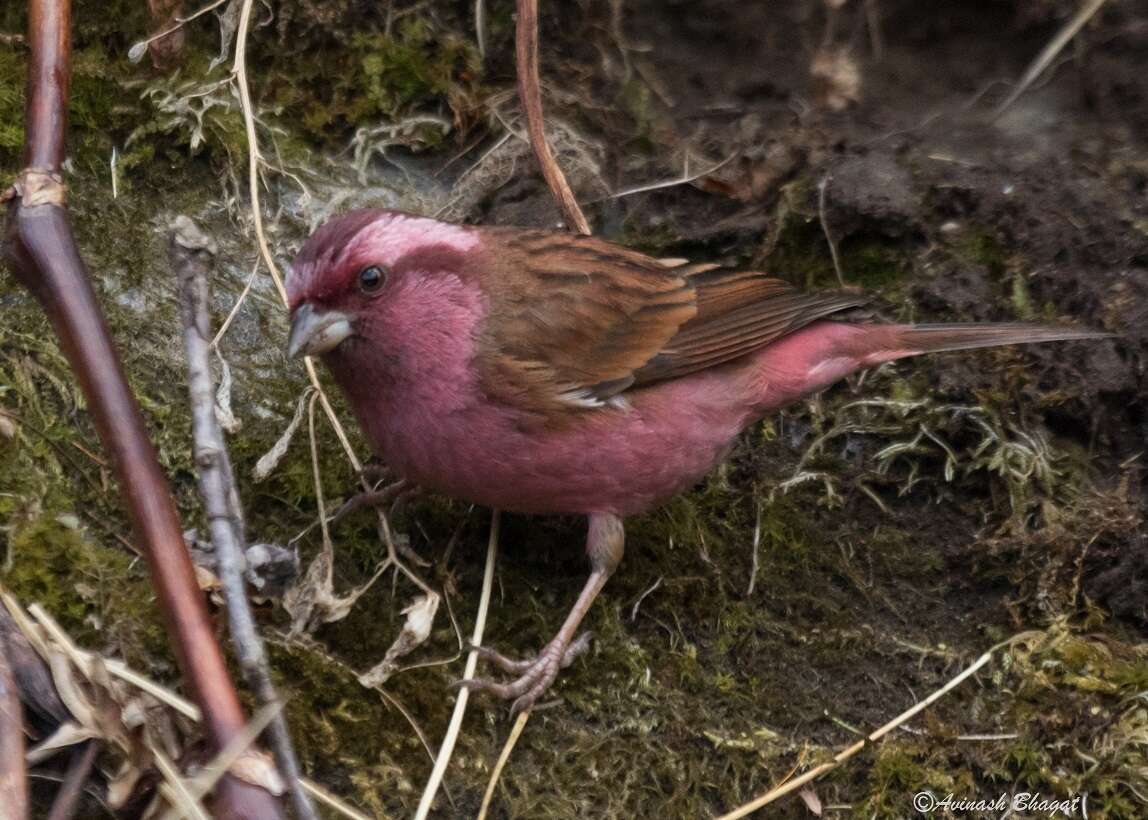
286 208 1107 714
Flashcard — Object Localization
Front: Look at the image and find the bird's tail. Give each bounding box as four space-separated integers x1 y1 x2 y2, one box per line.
889 322 1112 356
749 320 1110 412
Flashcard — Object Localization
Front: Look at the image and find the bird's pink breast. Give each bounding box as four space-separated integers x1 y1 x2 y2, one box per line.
328 306 872 517
363 370 754 516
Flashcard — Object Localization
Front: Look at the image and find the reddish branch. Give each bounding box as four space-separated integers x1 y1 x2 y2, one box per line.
0 632 27 820
515 0 592 235
2 1 282 816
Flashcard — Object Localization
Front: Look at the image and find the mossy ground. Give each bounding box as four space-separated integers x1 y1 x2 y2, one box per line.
3 1 1147 818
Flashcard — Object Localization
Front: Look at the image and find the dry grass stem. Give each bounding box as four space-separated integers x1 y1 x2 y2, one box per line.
477 709 531 820
993 0 1110 118
717 645 997 818
414 510 502 820
4 588 369 819
154 750 212 820
587 152 737 204
475 0 487 58
299 780 373 820
746 502 762 597
817 175 846 287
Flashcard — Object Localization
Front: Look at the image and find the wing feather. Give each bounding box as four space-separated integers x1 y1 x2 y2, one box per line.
475 230 866 417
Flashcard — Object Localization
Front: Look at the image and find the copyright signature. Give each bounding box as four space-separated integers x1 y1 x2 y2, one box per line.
912 791 1087 816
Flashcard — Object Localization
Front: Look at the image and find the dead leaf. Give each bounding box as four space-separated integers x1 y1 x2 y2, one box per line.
228 749 286 796
26 721 99 764
799 786 823 816
0 409 17 439
253 393 308 481
283 549 387 635
811 47 861 111
358 593 440 687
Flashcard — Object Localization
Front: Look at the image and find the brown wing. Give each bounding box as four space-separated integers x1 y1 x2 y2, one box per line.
477 230 697 413
476 229 866 415
632 269 868 384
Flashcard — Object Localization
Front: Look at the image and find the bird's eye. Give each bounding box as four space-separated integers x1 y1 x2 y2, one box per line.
358 265 387 294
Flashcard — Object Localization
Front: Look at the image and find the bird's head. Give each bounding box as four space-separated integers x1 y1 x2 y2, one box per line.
286 209 483 366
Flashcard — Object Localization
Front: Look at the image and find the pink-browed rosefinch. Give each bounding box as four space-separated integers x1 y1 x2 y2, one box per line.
286 209 1107 713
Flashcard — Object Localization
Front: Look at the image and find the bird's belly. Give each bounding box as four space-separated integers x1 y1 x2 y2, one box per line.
372 378 753 517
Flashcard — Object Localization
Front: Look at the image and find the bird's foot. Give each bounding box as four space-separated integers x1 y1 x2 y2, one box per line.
453 631 593 715
330 479 422 526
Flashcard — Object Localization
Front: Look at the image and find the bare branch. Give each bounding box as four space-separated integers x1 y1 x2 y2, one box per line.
171 216 318 820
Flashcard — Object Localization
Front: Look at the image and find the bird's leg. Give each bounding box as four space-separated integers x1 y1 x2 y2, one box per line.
456 513 624 715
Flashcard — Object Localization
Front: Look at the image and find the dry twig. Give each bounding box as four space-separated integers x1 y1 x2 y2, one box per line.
171 216 317 820
2 588 369 818
817 175 847 287
44 741 98 820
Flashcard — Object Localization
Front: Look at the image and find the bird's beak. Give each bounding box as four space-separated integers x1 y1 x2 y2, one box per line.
287 304 353 359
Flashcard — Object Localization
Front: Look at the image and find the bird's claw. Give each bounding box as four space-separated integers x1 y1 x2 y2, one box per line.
453 632 593 715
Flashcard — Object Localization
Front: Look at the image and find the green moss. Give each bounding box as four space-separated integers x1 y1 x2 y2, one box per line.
766 220 911 293
4 514 170 665
841 237 912 290
0 48 24 164
267 17 481 143
955 229 1008 277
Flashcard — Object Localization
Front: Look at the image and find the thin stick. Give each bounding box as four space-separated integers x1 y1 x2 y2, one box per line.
717 646 995 819
299 780 373 820
864 0 883 61
172 217 317 820
0 633 27 820
414 510 501 820
210 257 260 348
817 175 846 287
154 749 212 820
129 0 231 59
992 0 1109 119
515 0 591 234
477 710 531 820
231 0 360 468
